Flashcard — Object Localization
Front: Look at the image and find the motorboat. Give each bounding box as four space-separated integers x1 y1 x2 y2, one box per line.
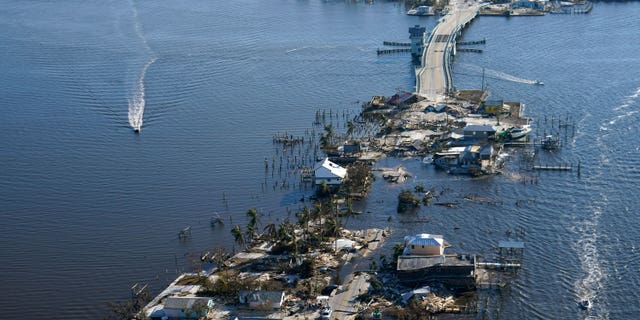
134 128 141 134
407 5 435 16
534 80 544 85
422 154 434 165
541 135 560 150
578 299 590 310
507 125 532 140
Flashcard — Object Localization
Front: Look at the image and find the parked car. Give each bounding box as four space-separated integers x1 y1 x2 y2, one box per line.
320 306 332 319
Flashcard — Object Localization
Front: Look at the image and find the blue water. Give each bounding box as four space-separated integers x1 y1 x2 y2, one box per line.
1 1 639 319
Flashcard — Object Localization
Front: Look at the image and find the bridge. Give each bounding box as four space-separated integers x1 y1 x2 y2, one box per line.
416 0 480 101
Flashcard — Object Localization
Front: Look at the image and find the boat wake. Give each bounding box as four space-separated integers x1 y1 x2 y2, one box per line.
128 0 157 133
131 0 151 53
285 45 337 53
128 57 157 132
569 86 640 319
571 205 606 317
286 46 310 53
602 85 640 130
458 63 540 85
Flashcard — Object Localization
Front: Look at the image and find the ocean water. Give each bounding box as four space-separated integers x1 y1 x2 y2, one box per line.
1 0 639 319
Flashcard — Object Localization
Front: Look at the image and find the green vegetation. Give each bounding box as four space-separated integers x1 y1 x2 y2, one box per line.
343 162 373 196
397 189 420 213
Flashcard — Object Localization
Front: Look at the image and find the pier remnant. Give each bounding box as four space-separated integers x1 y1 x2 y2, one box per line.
409 25 426 59
178 226 192 239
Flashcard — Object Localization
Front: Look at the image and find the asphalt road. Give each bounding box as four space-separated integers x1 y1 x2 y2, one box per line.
417 1 480 101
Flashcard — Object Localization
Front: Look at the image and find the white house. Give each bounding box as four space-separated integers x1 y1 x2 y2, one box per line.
313 158 347 185
150 297 213 320
403 233 445 256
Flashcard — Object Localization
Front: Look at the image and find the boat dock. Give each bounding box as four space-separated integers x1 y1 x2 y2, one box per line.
382 41 411 47
377 48 411 55
457 48 483 53
416 1 480 101
457 38 486 45
533 164 573 171
551 1 593 14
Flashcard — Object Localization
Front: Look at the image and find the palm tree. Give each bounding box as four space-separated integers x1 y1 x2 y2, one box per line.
319 134 329 149
298 206 311 227
346 120 355 137
277 220 294 242
392 243 405 264
311 202 326 240
246 223 256 243
320 124 335 149
245 208 259 242
263 222 277 243
323 217 341 238
324 124 334 137
246 208 258 229
230 225 246 249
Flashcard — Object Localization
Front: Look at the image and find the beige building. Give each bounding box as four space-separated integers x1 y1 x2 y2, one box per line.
403 233 445 256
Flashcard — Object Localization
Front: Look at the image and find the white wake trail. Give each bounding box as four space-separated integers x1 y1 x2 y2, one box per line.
569 86 640 319
128 57 157 131
572 206 607 318
458 63 540 85
128 0 156 132
483 68 538 85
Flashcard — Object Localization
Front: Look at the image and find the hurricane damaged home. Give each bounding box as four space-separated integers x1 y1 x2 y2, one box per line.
238 290 285 310
145 274 216 320
397 234 477 291
434 144 496 175
149 297 214 320
428 124 499 174
461 124 496 143
356 87 526 176
313 157 347 186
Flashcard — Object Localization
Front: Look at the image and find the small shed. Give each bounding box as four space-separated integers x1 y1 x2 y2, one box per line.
238 290 285 310
342 142 361 154
313 158 347 185
498 240 525 262
483 99 504 115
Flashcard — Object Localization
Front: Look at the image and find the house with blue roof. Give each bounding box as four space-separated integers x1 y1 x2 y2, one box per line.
403 233 445 256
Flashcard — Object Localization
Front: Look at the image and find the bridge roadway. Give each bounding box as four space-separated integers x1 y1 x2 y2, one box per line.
416 0 480 101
